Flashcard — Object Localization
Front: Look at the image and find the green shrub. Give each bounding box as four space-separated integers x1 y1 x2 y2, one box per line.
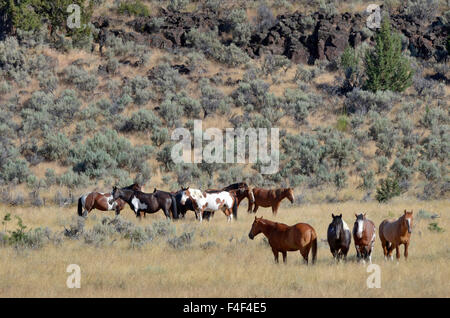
427 222 444 233
63 65 98 92
364 17 413 92
376 177 401 203
186 27 249 66
117 0 150 17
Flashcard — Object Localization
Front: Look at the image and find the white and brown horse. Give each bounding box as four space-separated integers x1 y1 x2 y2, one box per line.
379 210 413 261
353 213 376 264
179 187 238 222
77 183 141 217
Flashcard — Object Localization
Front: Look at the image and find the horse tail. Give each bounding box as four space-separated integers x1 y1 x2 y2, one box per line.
311 235 317 265
232 194 238 220
170 194 178 219
77 196 83 216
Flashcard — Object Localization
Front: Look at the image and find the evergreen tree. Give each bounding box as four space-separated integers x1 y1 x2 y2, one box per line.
364 17 413 92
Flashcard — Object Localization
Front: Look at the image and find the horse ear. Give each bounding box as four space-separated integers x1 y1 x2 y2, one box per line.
355 213 357 218
332 213 335 218
339 213 342 217
404 209 407 214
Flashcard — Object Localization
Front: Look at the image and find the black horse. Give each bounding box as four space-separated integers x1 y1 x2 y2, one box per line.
111 186 178 220
174 182 249 220
327 213 351 262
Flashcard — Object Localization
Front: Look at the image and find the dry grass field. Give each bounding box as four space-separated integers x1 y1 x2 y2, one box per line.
0 197 448 298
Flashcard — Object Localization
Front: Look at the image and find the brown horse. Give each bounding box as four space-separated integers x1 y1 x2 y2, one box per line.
352 213 376 264
77 183 141 217
248 216 317 265
249 187 294 215
379 210 413 261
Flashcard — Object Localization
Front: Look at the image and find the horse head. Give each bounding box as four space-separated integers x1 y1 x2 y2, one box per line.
286 187 294 203
245 187 255 204
248 216 264 240
179 187 191 205
403 209 413 234
354 213 366 239
331 213 343 240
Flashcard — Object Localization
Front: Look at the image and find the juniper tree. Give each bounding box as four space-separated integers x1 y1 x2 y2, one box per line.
364 17 413 92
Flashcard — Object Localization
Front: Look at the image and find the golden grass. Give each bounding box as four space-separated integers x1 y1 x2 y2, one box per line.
0 198 448 298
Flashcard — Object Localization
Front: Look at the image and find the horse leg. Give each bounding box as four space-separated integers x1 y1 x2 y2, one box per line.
247 202 253 213
163 207 171 220
272 202 280 215
282 251 287 264
252 204 259 214
395 245 400 260
300 249 309 265
404 242 409 260
272 248 279 263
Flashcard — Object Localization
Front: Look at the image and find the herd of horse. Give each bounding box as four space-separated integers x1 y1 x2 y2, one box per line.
77 182 413 264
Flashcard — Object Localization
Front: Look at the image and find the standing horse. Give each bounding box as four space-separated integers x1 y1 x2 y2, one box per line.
327 213 351 262
111 186 178 220
179 187 238 222
352 213 376 264
249 187 294 215
379 210 413 261
248 216 317 265
77 183 141 217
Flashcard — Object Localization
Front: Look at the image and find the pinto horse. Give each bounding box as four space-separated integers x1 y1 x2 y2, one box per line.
249 187 294 215
352 213 376 264
248 216 317 265
327 213 351 262
379 210 413 261
111 186 178 220
77 183 141 217
175 183 253 220
179 187 238 222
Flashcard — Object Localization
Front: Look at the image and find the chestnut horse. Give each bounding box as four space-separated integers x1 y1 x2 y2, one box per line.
248 216 317 265
352 213 376 264
379 210 413 261
249 187 294 215
77 183 141 217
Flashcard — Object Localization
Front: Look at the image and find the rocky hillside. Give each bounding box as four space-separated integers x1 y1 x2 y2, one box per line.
0 0 448 206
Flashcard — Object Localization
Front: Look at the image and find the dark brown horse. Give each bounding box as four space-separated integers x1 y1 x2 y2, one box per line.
352 213 376 264
111 186 178 220
248 216 317 265
77 183 141 217
249 187 294 215
379 210 413 261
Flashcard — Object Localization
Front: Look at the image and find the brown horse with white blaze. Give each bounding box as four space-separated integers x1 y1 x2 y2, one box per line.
248 216 317 265
352 213 376 264
249 187 294 215
379 210 413 261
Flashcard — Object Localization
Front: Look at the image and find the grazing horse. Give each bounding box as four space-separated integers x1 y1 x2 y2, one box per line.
248 216 317 265
327 213 351 262
379 210 413 261
249 187 294 215
111 186 178 220
179 187 238 222
77 183 141 217
352 213 376 264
